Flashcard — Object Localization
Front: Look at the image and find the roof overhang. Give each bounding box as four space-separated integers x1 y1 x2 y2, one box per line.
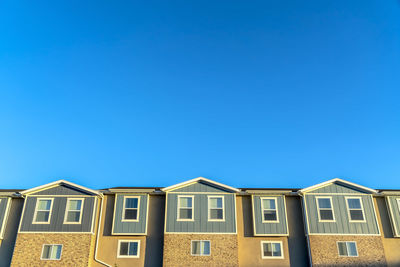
20 180 101 196
161 177 240 193
299 178 377 194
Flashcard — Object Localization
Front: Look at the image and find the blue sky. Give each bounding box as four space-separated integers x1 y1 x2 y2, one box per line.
0 1 399 190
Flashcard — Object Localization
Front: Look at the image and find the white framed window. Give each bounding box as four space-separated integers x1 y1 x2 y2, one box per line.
117 240 140 258
208 196 224 221
337 241 358 257
177 195 194 221
345 197 365 222
316 197 335 222
41 244 62 260
261 197 279 222
122 196 140 221
64 198 84 224
191 240 211 256
33 198 54 224
261 241 284 259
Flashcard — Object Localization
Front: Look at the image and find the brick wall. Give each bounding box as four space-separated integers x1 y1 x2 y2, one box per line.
11 233 94 267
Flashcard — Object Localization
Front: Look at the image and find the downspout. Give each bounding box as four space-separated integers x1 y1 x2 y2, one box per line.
298 192 313 267
94 195 112 267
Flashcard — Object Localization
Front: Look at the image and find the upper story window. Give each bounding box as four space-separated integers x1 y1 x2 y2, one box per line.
208 196 224 221
346 197 365 222
191 240 210 256
41 244 62 260
178 195 194 221
261 197 278 222
64 198 84 224
261 241 283 259
117 240 140 258
337 241 358 257
122 196 140 221
316 197 335 222
33 198 53 224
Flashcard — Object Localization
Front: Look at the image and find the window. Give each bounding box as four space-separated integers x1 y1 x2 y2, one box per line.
191 240 210 256
64 198 84 224
346 197 365 222
261 197 278 222
316 197 335 222
261 241 283 259
337 241 358 257
122 196 140 221
177 196 194 221
33 198 53 224
117 240 140 258
41 245 62 260
208 196 224 221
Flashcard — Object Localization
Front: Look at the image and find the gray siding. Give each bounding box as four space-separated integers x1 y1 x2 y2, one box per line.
387 196 400 236
170 181 234 193
19 196 96 232
112 194 148 234
0 198 10 238
310 183 368 194
32 184 95 195
305 194 379 234
165 193 236 233
252 195 288 235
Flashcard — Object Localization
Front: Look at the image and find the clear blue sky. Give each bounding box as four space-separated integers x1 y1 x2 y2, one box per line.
1 1 399 190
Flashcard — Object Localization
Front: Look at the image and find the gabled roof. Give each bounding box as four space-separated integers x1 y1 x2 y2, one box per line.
299 178 377 194
20 180 101 196
161 177 240 193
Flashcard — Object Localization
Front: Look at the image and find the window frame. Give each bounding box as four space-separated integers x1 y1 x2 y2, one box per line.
345 197 366 223
191 240 211 256
337 241 358 257
63 198 84 224
33 198 54 224
40 244 63 260
260 241 284 259
177 195 194 221
207 195 225 222
117 240 140 258
261 197 279 223
316 196 335 222
122 196 140 222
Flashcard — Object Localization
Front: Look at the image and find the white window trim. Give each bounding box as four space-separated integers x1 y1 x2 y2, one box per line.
337 241 358 257
40 244 63 260
345 197 366 223
261 241 284 259
207 195 225 222
63 198 84 224
117 240 140 258
122 196 140 222
316 196 336 222
261 197 279 223
33 198 54 224
191 240 211 256
177 195 194 221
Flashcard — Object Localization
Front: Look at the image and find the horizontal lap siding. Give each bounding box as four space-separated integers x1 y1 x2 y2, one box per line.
166 193 236 233
31 185 94 195
20 196 95 232
253 195 288 235
170 181 232 193
311 183 366 194
387 196 400 236
113 194 148 234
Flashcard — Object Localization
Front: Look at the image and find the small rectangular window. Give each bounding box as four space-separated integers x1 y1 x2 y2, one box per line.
41 244 62 260
208 196 224 221
261 241 283 259
122 196 140 221
64 198 84 224
117 240 140 258
261 197 278 222
346 197 365 222
191 240 210 256
337 241 358 257
33 198 53 224
178 196 194 221
316 197 335 222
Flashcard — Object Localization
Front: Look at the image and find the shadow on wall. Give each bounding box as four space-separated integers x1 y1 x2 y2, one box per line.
102 195 114 236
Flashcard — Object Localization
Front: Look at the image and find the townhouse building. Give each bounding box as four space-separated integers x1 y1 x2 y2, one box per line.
0 177 399 267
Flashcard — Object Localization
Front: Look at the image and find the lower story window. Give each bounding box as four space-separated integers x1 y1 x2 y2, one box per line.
118 240 140 258
191 240 210 256
337 241 358 257
261 241 283 259
41 244 62 260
